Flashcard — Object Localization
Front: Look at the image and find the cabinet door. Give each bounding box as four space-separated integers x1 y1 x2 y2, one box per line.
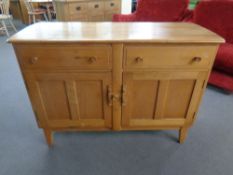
122 71 207 129
24 72 112 129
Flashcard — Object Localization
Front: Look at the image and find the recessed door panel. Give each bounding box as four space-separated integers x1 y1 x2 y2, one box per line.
163 80 195 119
75 80 104 119
128 80 159 119
38 80 72 121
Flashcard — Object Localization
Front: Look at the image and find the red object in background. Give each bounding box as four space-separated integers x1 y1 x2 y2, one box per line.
113 0 190 22
192 0 233 92
113 0 233 92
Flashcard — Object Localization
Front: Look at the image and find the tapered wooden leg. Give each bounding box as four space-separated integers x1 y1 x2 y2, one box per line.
43 129 53 146
179 127 188 144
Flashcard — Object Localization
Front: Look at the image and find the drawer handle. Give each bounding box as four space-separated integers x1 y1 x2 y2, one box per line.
76 6 81 11
74 56 97 63
94 4 99 8
29 57 38 64
88 56 97 63
135 57 143 63
192 57 202 62
110 2 114 6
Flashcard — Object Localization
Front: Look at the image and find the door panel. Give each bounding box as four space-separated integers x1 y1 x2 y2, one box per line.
39 80 72 120
163 80 195 119
25 72 112 129
122 71 206 128
75 80 104 119
126 79 159 120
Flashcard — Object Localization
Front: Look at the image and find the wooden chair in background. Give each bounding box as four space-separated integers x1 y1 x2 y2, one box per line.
50 0 56 19
24 0 48 24
0 0 17 36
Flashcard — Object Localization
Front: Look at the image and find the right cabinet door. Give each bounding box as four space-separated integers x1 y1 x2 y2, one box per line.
122 71 207 129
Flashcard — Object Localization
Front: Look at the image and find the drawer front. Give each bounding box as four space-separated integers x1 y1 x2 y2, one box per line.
70 14 88 21
124 45 216 69
88 1 104 14
69 2 87 15
15 45 112 69
104 11 117 21
104 0 120 11
89 14 105 21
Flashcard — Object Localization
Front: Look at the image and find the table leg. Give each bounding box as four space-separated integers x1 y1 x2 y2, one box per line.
46 4 52 21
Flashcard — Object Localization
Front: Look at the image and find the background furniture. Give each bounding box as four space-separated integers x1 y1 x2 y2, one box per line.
24 0 48 24
30 0 53 20
10 0 39 24
0 0 17 36
9 22 223 145
9 0 23 20
9 0 51 24
192 0 233 92
132 0 137 12
113 0 189 22
189 0 199 9
54 0 121 21
131 0 200 12
49 0 56 18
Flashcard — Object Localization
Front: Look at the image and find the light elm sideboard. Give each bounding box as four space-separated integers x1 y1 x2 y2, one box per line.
9 22 224 145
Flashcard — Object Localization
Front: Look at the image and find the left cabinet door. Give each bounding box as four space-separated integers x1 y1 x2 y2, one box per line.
24 72 112 130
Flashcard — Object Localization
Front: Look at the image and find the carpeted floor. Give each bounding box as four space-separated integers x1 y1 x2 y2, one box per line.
0 21 233 175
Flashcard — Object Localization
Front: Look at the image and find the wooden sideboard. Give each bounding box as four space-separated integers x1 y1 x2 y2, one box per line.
54 0 122 21
9 22 224 145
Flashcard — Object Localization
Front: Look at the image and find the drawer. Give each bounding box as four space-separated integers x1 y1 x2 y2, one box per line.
15 45 112 70
89 14 105 21
104 0 120 10
69 2 87 15
124 45 216 69
104 11 117 21
70 14 88 21
88 1 104 14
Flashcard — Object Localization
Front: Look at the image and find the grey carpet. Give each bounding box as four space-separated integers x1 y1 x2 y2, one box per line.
0 21 233 175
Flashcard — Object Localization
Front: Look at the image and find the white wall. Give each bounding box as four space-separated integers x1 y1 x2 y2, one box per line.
121 0 132 14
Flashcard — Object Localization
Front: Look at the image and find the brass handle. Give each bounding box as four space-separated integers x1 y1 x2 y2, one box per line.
94 4 99 8
135 57 143 63
110 2 114 6
107 86 113 106
122 85 127 106
29 57 38 64
76 6 81 10
192 57 202 62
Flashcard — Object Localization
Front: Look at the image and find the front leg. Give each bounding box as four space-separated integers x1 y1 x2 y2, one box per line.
179 127 188 144
43 129 53 146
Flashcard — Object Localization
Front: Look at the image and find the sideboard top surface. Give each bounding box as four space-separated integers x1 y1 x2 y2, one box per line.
8 22 224 44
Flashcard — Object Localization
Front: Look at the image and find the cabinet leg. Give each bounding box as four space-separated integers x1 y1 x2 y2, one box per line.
179 127 188 144
43 129 53 146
